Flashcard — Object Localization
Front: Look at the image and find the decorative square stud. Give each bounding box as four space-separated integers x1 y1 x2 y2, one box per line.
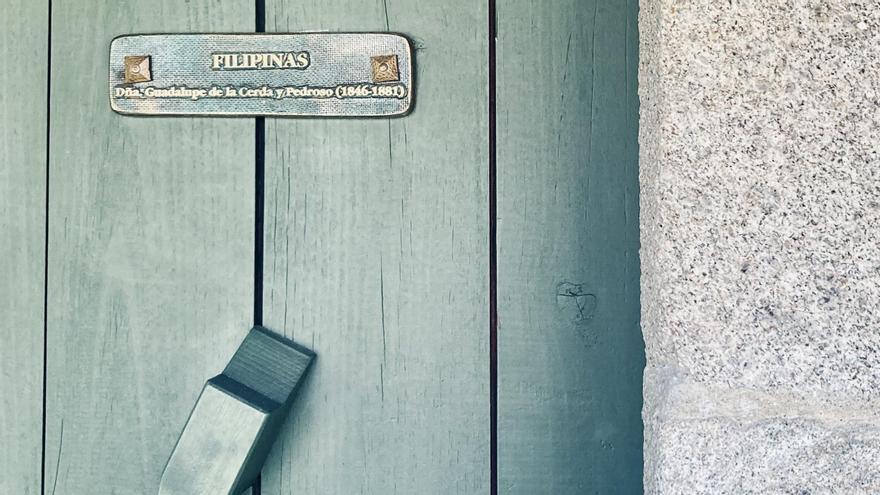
123 55 152 83
370 54 400 83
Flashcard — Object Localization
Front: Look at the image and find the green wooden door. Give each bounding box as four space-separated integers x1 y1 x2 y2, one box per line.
0 0 642 493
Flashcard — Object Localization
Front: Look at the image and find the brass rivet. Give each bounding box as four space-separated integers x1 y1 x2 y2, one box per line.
370 55 399 83
123 55 152 83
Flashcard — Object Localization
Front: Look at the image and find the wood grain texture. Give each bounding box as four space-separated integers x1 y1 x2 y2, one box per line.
0 1 47 493
497 0 643 493
260 1 490 493
43 1 255 493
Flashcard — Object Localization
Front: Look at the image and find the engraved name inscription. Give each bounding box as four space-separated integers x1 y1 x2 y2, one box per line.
114 83 408 101
211 51 311 70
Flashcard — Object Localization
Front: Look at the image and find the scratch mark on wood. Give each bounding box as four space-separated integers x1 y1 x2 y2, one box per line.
387 122 394 170
50 420 63 495
380 255 387 367
556 282 598 322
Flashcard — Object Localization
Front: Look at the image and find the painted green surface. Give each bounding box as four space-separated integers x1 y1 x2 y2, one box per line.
0 1 47 493
259 1 491 492
496 0 643 493
43 1 255 492
2 1 642 493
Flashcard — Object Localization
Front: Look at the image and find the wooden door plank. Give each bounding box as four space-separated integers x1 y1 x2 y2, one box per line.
497 0 643 493
0 1 48 493
44 1 255 492
260 2 490 493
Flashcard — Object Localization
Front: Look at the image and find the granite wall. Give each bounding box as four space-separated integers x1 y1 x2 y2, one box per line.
639 0 880 492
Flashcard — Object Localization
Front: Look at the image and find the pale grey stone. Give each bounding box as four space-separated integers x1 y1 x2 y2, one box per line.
640 0 880 491
650 415 880 495
645 367 880 494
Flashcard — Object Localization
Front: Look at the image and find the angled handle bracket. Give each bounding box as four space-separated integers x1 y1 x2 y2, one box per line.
159 326 315 495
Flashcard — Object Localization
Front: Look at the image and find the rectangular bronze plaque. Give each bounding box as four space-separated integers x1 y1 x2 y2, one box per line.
109 33 414 117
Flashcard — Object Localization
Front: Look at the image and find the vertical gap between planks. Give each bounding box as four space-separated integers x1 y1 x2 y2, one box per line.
488 0 498 494
41 0 53 493
254 116 265 327
252 117 264 495
254 0 266 330
253 0 266 494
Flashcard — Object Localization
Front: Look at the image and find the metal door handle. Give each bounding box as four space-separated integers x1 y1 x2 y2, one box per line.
158 326 315 495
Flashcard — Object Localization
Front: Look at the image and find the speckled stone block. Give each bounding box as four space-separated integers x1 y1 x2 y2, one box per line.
650 415 880 494
644 366 880 493
640 0 880 492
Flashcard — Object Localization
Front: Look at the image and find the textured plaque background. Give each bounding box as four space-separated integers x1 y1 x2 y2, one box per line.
109 33 413 116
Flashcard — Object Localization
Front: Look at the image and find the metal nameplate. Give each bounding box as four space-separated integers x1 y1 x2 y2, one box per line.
109 33 414 117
